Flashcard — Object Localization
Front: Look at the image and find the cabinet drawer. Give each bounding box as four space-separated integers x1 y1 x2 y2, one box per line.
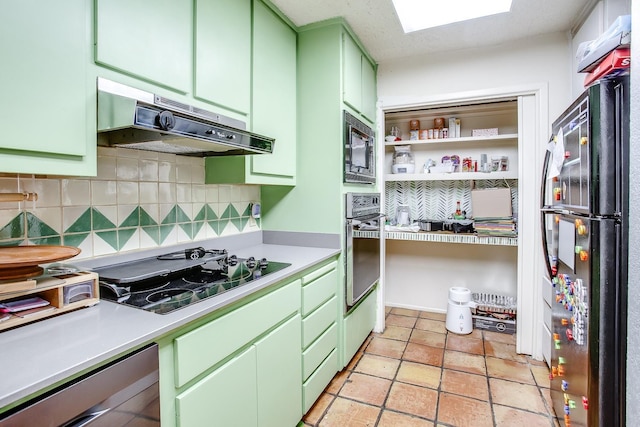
302 296 337 349
303 349 338 413
302 266 337 316
174 279 301 387
302 323 337 381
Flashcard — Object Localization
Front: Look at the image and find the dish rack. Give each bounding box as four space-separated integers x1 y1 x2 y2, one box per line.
472 292 517 321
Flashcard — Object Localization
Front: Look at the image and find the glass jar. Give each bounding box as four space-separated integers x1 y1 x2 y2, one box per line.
392 145 415 174
396 204 411 226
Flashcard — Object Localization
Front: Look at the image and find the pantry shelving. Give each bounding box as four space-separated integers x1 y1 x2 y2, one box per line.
384 133 518 147
354 229 518 246
385 170 518 182
384 100 519 185
380 88 542 358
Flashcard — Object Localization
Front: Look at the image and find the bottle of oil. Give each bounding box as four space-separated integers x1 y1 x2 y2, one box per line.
453 201 465 220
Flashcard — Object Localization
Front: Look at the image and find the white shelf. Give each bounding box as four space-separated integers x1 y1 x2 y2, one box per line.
353 230 517 246
385 133 518 147
384 170 518 182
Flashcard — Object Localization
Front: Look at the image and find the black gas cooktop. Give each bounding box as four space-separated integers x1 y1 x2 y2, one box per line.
96 248 290 314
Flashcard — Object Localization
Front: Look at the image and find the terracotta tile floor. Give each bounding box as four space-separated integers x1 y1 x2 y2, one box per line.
302 307 560 427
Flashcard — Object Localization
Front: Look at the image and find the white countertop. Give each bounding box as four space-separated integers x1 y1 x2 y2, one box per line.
0 237 340 409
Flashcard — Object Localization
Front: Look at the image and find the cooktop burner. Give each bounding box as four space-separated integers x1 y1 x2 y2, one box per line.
96 248 291 314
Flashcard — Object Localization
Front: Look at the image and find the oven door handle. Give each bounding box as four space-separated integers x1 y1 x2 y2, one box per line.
64 408 110 427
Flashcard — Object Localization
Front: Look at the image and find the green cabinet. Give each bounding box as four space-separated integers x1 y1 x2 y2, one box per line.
0 0 96 176
344 287 377 363
205 0 297 185
255 315 302 427
95 0 192 93
300 261 339 412
176 347 258 427
176 315 301 427
161 278 302 427
194 0 251 114
342 32 377 122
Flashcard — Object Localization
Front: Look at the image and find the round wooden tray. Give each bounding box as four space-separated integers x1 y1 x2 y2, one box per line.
0 245 81 281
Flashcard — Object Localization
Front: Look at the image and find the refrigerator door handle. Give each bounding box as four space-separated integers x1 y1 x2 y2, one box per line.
541 207 571 214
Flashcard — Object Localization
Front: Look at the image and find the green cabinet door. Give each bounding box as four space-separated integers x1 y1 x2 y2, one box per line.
255 315 302 427
250 0 297 184
0 0 95 175
342 31 377 123
176 346 258 427
194 0 250 115
342 32 363 113
95 0 192 93
205 0 297 185
361 56 377 122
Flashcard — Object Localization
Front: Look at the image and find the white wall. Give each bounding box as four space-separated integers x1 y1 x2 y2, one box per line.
378 31 573 121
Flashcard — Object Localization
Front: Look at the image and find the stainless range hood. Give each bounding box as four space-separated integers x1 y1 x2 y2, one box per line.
97 78 275 156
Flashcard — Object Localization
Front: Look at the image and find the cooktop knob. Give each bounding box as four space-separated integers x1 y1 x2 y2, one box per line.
246 256 256 268
228 255 238 266
259 258 269 269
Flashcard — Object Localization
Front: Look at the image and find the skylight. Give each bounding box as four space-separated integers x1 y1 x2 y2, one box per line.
391 0 513 33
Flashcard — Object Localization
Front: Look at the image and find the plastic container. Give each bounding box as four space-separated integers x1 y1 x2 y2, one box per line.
392 146 415 174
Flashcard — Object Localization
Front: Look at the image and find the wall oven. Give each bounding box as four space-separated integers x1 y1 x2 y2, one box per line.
344 111 376 184
345 192 382 312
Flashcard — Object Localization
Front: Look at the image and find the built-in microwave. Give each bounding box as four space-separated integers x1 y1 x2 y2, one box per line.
344 111 376 184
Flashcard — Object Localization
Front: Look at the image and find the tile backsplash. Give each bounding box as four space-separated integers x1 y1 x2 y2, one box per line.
0 147 260 259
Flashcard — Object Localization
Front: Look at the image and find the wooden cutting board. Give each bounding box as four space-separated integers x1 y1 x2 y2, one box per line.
0 245 81 280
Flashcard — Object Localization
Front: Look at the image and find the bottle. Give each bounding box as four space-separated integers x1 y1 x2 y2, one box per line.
453 201 465 220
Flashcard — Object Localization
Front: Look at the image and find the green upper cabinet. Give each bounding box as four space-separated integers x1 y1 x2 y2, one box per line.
95 0 192 93
194 0 250 115
0 0 96 176
250 0 297 183
342 32 377 123
205 0 297 185
343 34 363 114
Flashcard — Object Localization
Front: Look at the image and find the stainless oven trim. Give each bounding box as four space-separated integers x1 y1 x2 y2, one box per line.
345 213 384 310
344 111 376 185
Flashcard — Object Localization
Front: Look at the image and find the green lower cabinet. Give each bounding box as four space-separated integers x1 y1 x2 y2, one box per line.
343 287 377 365
256 315 302 427
176 314 301 427
299 260 339 413
160 278 304 427
176 346 258 427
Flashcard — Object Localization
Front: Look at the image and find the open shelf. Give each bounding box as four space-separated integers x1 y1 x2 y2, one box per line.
384 170 518 182
354 230 518 246
385 133 518 147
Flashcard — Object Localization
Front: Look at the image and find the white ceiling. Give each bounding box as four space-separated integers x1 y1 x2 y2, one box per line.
269 0 596 63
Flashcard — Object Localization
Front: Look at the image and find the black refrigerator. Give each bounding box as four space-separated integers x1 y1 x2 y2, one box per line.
541 77 628 427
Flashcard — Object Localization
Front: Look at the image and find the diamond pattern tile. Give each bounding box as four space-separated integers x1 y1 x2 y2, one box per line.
0 150 260 255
